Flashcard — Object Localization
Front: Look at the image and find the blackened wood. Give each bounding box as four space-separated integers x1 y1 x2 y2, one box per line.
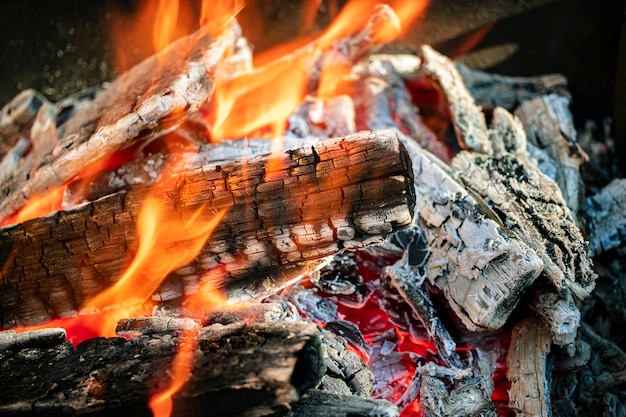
419 45 492 155
514 95 588 223
0 130 415 329
0 321 323 417
455 62 570 112
506 315 553 417
386 263 461 367
350 56 450 162
451 108 596 300
279 390 399 417
397 132 543 331
585 178 626 255
0 89 47 157
0 21 241 224
0 327 66 350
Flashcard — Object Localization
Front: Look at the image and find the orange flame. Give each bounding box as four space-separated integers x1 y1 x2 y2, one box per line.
149 328 199 417
208 0 429 141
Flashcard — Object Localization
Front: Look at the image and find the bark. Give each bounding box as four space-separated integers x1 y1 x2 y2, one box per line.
0 321 324 417
0 130 415 329
397 132 543 331
0 21 241 224
506 315 553 417
455 62 570 112
451 108 596 300
514 95 588 222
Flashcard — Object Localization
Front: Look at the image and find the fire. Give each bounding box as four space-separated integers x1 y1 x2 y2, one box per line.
208 0 429 141
149 328 199 417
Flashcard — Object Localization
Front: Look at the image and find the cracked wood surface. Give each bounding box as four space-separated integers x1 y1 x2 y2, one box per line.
507 315 553 417
0 21 241 225
451 108 595 299
0 130 414 329
397 133 543 331
515 94 588 223
0 321 323 417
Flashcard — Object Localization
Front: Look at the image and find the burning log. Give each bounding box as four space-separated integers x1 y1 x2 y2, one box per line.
0 20 242 224
451 107 596 300
0 130 415 329
506 314 553 417
0 320 324 417
418 45 492 155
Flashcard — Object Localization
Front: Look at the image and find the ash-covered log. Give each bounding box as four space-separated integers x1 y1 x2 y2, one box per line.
0 19 242 224
0 130 415 329
451 108 596 300
0 320 324 417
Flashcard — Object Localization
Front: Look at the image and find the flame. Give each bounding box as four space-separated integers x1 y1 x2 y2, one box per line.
149 328 198 417
208 0 429 141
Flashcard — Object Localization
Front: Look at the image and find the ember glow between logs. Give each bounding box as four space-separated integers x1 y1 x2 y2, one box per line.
4 0 530 416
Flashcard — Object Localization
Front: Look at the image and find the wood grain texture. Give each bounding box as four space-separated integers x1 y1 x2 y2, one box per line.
0 130 415 329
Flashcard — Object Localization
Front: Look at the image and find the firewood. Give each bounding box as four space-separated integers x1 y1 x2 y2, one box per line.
455 62 570 112
419 376 497 417
396 132 544 331
528 284 580 347
0 321 324 417
451 108 596 300
0 89 48 158
0 130 415 329
506 314 553 417
585 178 626 255
385 262 461 368
514 95 589 222
0 21 242 224
349 56 449 162
419 45 492 155
279 390 399 417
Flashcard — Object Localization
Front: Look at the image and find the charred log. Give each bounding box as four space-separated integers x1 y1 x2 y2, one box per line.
0 320 324 417
0 20 242 224
451 107 595 300
0 130 414 329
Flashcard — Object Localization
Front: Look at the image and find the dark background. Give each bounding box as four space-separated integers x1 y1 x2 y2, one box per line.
1 0 624 160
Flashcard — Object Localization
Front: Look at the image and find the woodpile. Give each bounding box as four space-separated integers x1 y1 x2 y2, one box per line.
1 3 624 417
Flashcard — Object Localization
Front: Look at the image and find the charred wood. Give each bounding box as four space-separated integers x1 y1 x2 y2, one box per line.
397 132 543 331
418 45 491 155
506 314 553 417
419 376 497 417
0 321 323 417
0 130 414 329
528 284 580 347
451 108 596 300
585 178 626 255
0 21 242 224
0 89 47 158
514 95 589 222
275 390 399 417
455 62 570 112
